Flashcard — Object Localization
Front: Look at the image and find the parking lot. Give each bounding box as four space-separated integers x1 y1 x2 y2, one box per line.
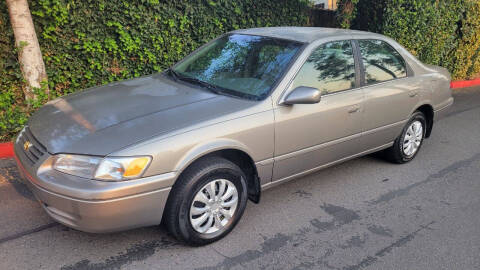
1 86 479 270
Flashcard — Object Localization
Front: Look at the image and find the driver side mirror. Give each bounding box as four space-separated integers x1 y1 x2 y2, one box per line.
282 86 321 105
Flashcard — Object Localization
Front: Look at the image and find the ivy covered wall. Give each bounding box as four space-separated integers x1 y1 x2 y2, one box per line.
2 0 480 141
337 0 480 81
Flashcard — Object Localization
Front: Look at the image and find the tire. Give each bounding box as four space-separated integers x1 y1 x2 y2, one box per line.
384 111 427 164
163 156 248 246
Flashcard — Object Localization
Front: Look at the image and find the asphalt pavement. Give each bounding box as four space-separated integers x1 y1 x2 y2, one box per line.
0 86 479 270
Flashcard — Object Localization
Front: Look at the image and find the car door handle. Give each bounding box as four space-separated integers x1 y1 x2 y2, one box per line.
348 105 360 113
409 91 419 97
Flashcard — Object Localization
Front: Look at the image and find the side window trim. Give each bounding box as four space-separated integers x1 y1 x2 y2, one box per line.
288 39 359 96
356 39 412 87
278 39 365 105
351 40 364 88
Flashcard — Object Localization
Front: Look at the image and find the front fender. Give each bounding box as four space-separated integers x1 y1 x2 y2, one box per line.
174 138 255 173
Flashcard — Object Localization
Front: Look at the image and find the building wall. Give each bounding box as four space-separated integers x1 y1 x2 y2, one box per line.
312 0 337 10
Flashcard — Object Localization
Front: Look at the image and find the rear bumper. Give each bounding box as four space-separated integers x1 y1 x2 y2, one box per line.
14 144 174 233
434 97 454 122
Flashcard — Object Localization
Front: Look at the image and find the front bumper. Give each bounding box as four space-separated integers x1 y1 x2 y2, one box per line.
14 142 175 233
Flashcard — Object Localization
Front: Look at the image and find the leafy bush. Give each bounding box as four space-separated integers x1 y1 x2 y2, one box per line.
0 1 29 142
336 0 359 29
452 0 480 80
0 0 310 141
381 0 462 73
337 0 480 80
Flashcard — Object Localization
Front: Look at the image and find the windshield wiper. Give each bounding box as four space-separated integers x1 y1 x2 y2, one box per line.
167 68 222 95
166 68 180 81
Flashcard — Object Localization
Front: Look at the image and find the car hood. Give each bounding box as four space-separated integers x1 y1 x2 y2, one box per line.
28 73 258 155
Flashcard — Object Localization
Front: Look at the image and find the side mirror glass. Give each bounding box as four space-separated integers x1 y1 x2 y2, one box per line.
283 86 321 105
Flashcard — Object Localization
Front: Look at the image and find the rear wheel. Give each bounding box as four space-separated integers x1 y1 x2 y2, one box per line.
385 111 426 164
163 157 248 246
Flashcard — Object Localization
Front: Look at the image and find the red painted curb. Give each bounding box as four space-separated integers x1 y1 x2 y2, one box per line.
451 78 480 89
0 142 14 159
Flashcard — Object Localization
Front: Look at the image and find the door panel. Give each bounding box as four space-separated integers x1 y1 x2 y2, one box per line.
360 78 421 150
272 40 364 181
355 39 421 150
273 90 363 180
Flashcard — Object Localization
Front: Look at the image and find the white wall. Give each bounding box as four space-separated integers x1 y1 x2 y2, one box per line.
311 0 337 10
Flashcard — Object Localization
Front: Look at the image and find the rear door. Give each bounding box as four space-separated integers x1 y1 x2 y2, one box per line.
355 39 421 150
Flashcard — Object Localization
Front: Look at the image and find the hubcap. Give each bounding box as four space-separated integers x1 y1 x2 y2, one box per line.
189 179 238 234
402 120 423 157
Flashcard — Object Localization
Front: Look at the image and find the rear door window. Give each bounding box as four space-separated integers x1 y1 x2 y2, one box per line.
358 39 407 85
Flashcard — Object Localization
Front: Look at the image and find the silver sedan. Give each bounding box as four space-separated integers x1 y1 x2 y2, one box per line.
14 27 453 245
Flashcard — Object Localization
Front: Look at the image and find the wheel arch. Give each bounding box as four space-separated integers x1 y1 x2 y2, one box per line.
414 103 434 138
173 140 261 203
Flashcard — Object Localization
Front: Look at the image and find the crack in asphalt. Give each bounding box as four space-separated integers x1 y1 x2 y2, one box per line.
196 233 292 270
60 237 178 270
369 152 480 205
0 222 58 245
342 221 435 270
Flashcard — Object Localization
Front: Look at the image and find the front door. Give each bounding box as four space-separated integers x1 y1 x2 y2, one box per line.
273 40 364 181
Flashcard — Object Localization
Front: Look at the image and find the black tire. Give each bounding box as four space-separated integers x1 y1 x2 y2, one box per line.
384 111 427 164
163 156 248 246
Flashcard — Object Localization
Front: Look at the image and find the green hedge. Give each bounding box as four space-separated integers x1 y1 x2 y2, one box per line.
3 0 480 141
452 0 480 80
0 1 30 141
337 0 480 81
0 0 310 141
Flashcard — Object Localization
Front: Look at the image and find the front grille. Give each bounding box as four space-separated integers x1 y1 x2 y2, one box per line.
17 127 47 165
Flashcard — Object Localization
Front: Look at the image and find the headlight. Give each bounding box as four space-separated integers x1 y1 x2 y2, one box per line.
52 154 101 179
52 154 151 181
94 156 151 181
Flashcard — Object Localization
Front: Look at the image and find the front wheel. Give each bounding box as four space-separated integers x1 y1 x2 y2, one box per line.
163 157 248 246
384 111 427 164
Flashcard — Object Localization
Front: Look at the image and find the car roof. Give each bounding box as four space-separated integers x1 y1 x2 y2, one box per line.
231 27 379 43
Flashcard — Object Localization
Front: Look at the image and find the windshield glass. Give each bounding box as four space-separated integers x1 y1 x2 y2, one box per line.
172 34 303 100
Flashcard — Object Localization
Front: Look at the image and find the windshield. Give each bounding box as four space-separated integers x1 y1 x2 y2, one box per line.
172 34 303 100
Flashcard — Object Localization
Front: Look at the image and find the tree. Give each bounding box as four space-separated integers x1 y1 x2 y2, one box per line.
6 0 48 100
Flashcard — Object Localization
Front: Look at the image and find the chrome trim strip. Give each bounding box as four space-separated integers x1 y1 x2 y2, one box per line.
262 142 393 191
275 132 362 162
362 119 407 136
256 158 274 166
272 119 405 165
434 98 454 113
